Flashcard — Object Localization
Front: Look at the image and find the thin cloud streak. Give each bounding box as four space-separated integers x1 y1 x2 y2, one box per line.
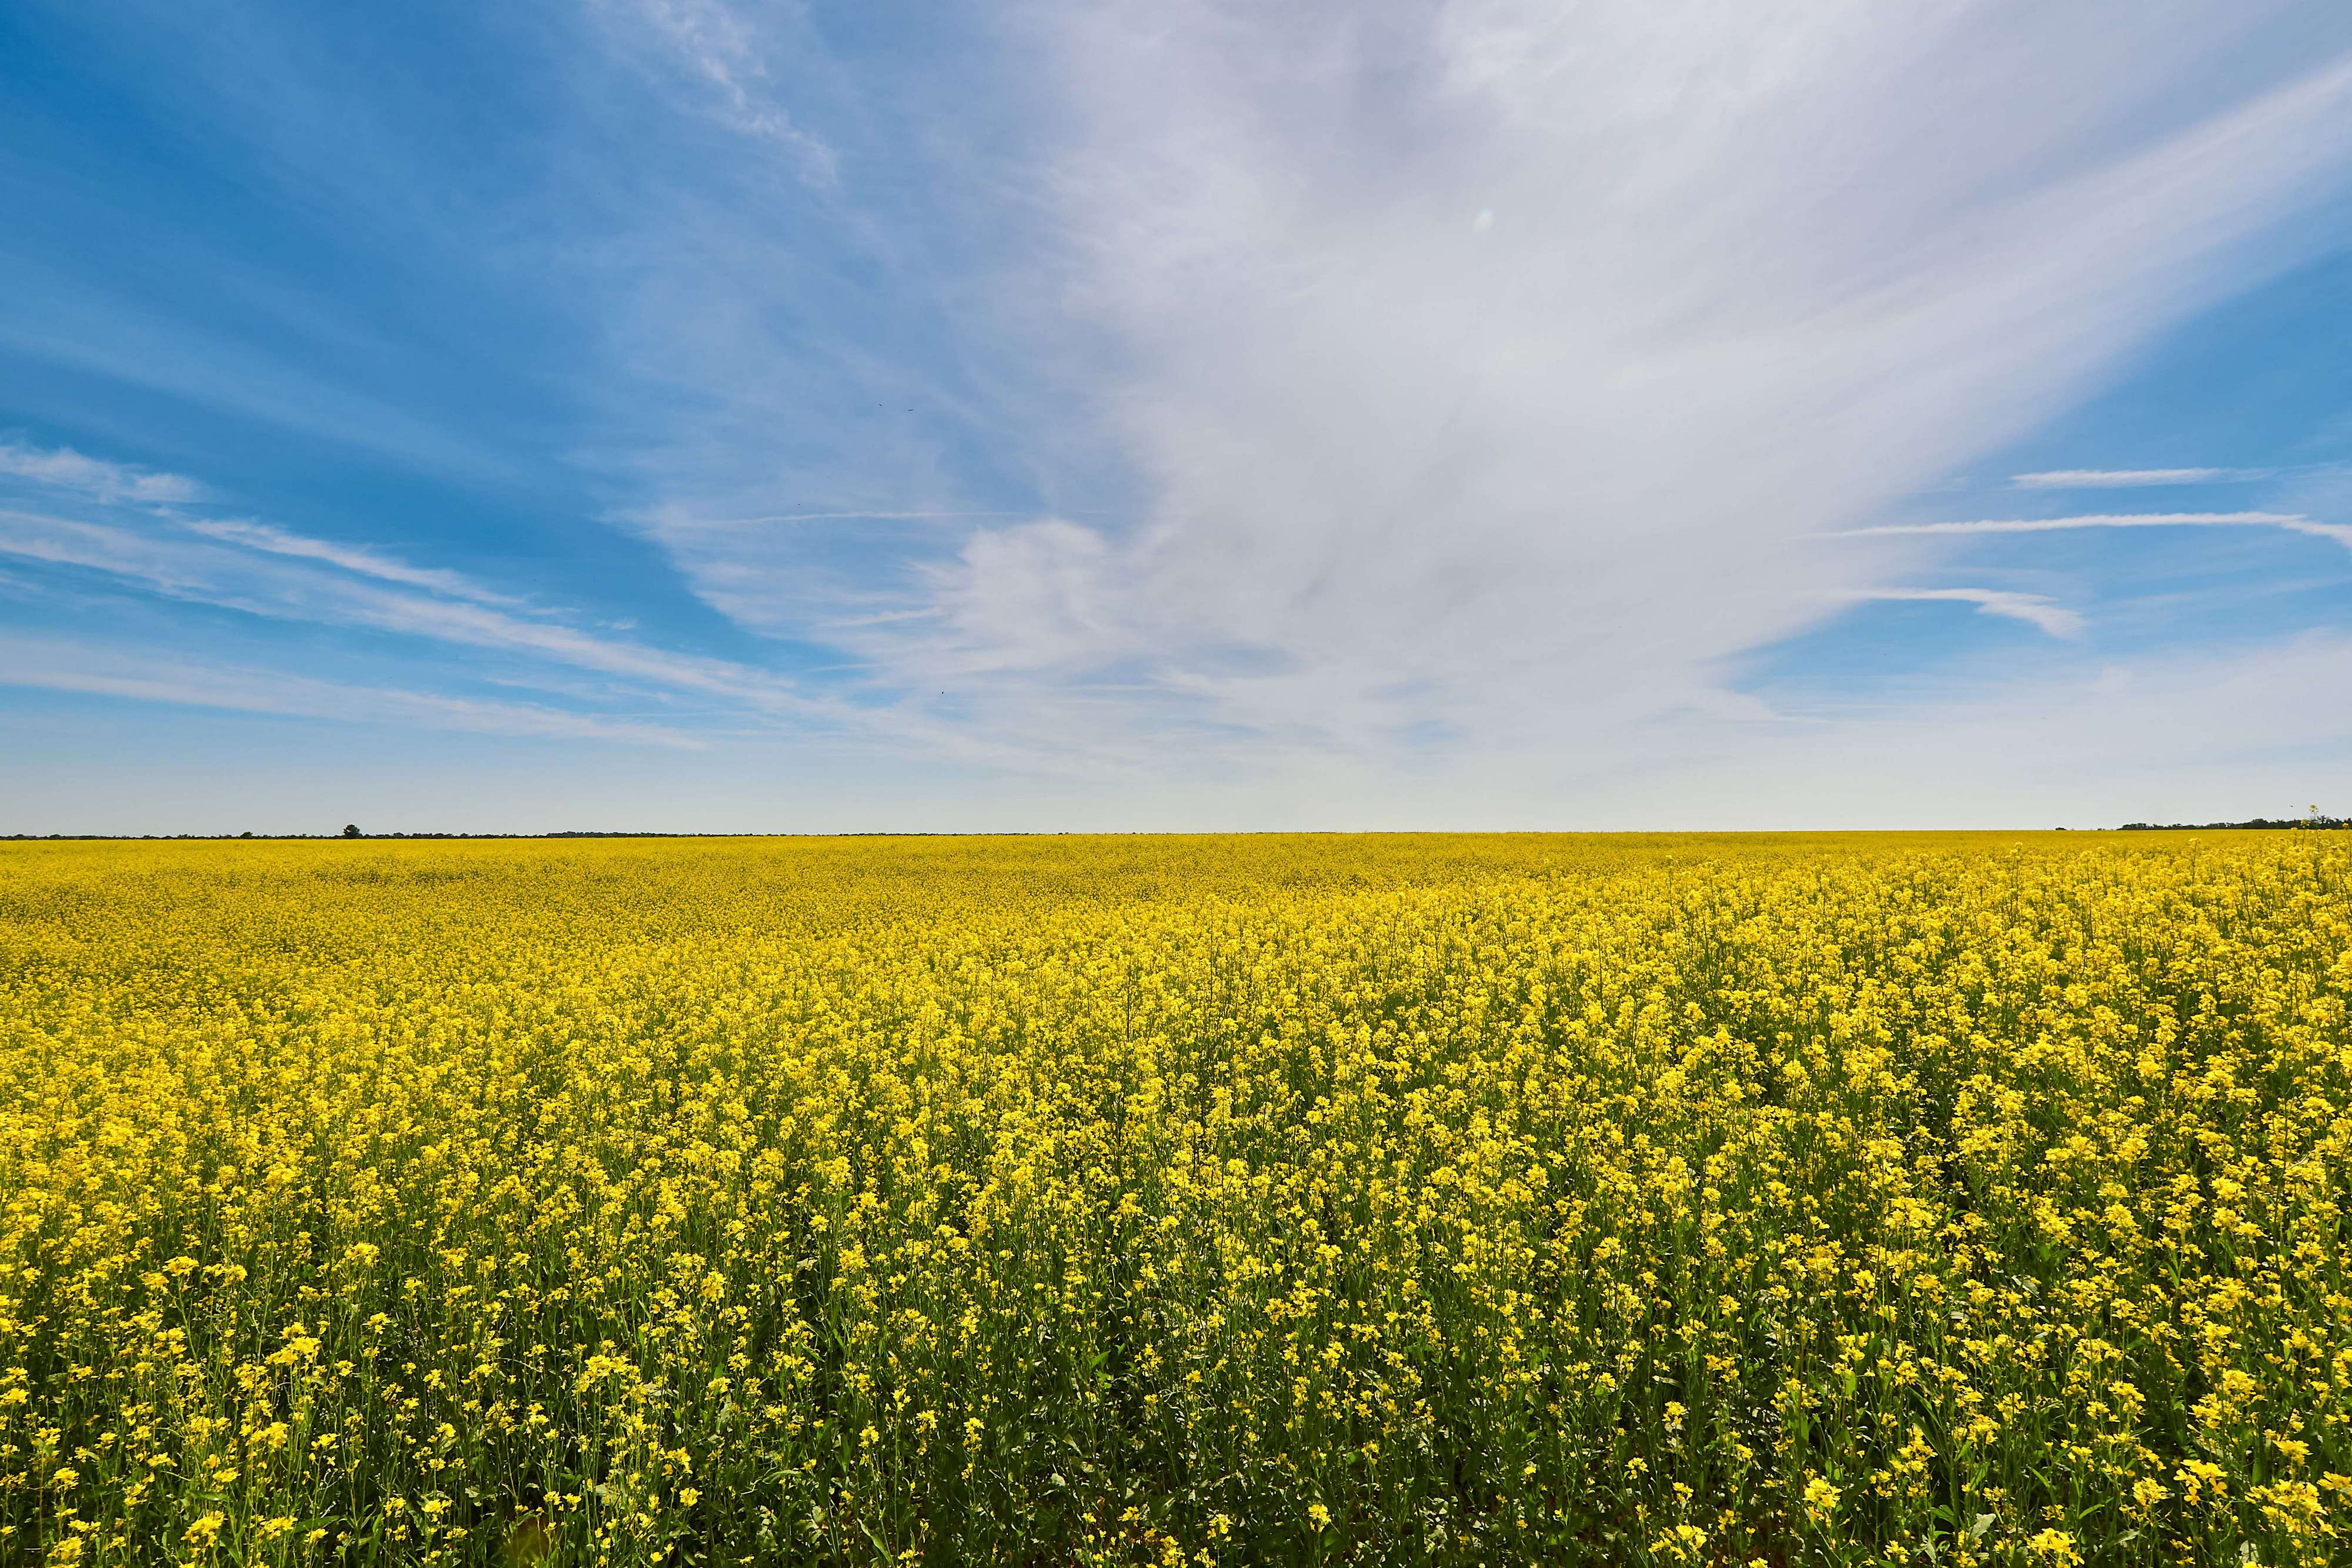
0 634 706 747
1840 587 2086 639
700 510 1041 526
0 508 810 714
609 0 840 187
1837 511 2352 549
0 439 207 504
2010 467 2260 487
0 504 1088 776
183 518 532 606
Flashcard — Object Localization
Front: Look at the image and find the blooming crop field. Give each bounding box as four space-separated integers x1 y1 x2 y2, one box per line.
2 834 2349 1567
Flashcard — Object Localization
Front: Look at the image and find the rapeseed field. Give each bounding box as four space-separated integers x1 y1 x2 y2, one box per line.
2 833 2348 1567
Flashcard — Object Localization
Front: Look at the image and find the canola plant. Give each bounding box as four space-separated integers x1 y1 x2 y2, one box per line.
1 833 2348 1566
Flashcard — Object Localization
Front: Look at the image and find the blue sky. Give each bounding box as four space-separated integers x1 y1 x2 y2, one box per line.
4 0 2351 832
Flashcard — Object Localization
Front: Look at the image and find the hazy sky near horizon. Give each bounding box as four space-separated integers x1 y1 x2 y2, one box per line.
5 0 2352 832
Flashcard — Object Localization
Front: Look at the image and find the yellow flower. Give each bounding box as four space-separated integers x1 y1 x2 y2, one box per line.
3 834 2346 1564
2027 1527 2082 1566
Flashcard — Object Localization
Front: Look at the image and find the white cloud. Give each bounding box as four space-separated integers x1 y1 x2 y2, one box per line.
0 439 206 504
184 517 530 605
0 633 703 747
2010 467 2255 487
0 509 810 714
704 511 1040 526
1842 587 2084 638
0 503 1112 782
628 2 2352 785
608 0 838 186
1692 630 2352 827
0 442 543 612
19 8 2351 824
1836 511 2352 550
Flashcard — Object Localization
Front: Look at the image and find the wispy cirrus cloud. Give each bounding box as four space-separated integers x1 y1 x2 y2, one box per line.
0 438 207 504
0 444 536 611
1 437 540 609
0 633 703 747
701 511 1042 527
2009 467 2265 488
1835 511 2352 550
0 440 1094 777
604 0 838 186
624 1 2352 781
1840 587 2085 639
179 517 530 607
0 508 809 714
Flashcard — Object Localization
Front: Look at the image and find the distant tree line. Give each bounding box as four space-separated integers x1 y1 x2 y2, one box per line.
2119 815 2347 831
1 831 700 841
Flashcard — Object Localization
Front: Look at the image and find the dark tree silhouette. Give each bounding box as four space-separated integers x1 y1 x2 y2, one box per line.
343 824 362 838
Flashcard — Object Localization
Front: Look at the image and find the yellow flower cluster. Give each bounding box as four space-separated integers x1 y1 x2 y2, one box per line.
1 833 2347 1566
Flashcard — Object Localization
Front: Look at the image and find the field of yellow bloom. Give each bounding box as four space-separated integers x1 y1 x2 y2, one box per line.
2 833 2348 1566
